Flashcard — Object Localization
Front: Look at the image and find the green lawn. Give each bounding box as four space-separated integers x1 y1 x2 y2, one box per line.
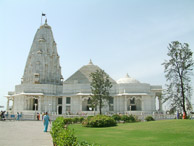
69 120 194 146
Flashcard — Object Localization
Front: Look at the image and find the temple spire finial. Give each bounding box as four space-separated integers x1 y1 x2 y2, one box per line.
88 59 93 65
45 19 47 25
41 13 47 26
126 73 129 78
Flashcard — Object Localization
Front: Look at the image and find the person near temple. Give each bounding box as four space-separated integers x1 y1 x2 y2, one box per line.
43 112 50 132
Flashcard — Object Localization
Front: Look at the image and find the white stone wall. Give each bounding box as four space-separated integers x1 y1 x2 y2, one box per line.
118 83 151 93
11 82 161 114
142 95 156 111
15 84 62 95
71 96 81 114
13 96 24 112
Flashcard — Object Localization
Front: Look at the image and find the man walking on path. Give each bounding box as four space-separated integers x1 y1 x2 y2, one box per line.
43 112 50 132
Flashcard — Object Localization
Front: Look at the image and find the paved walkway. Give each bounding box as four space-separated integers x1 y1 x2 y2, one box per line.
0 121 53 146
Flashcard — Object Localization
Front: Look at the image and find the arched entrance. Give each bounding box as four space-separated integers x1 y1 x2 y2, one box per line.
127 96 142 111
33 98 38 111
58 106 62 114
82 97 94 111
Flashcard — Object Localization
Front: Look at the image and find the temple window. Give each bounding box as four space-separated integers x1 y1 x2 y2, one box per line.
87 98 92 104
109 105 114 111
66 97 71 104
58 98 62 104
130 98 135 104
34 73 40 84
66 106 71 112
109 97 114 104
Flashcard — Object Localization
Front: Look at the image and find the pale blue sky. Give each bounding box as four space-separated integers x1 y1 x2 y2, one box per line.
0 0 194 110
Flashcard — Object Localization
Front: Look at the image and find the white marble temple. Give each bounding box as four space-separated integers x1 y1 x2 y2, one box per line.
6 20 162 115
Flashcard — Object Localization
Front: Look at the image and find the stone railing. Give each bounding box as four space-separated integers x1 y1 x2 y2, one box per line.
3 113 181 121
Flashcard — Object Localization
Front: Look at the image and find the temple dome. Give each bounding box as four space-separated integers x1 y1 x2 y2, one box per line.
65 60 116 84
117 74 140 84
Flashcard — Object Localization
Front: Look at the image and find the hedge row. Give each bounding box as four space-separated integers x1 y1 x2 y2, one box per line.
112 114 155 122
50 117 101 146
63 117 84 124
51 115 155 145
112 114 138 123
82 115 117 127
145 116 155 121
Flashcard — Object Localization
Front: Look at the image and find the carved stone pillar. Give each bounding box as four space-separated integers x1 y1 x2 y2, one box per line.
156 92 162 111
124 96 127 112
28 97 31 110
57 105 59 115
158 95 162 111
62 97 66 114
30 98 32 110
141 96 144 111
80 96 82 112
38 96 42 112
12 97 15 113
7 98 10 111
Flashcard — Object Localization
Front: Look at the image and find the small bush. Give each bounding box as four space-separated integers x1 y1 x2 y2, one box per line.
72 117 79 123
121 115 129 122
51 117 77 146
133 115 141 122
121 115 136 123
79 117 85 123
54 128 77 146
128 115 136 122
87 116 94 120
145 116 155 121
77 141 102 146
64 118 73 124
82 119 89 126
82 115 117 127
112 114 121 121
185 115 191 119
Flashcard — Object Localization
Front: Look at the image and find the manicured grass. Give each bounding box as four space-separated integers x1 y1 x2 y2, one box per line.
69 120 194 146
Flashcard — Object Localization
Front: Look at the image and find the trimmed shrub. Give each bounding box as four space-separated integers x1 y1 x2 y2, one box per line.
82 115 117 127
72 117 79 123
145 116 155 121
77 141 102 146
112 114 121 121
51 117 100 146
64 118 72 124
121 115 136 123
121 115 129 122
79 117 85 123
87 116 94 120
128 115 136 122
133 115 141 122
50 117 77 146
185 115 191 119
53 128 78 146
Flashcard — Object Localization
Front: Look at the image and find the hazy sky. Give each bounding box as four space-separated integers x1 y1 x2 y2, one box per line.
0 0 194 110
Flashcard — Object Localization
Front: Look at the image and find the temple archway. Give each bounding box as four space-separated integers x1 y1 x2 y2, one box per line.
82 97 94 111
127 96 142 111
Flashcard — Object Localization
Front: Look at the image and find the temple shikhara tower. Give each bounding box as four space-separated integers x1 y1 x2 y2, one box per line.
6 19 63 114
23 19 63 85
6 18 163 116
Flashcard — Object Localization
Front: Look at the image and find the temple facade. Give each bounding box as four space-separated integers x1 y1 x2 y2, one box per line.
6 20 162 115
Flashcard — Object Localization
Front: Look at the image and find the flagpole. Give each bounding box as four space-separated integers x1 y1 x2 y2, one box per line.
41 13 46 25
40 14 42 26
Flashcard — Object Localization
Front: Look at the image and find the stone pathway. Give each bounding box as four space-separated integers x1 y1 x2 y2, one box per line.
0 121 53 146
